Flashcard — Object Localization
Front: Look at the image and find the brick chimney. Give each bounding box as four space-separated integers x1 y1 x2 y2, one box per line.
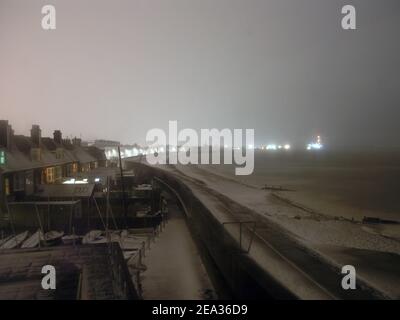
30 125 41 147
53 130 62 144
0 120 12 149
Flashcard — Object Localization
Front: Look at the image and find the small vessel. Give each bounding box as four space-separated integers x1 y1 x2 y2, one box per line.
0 235 13 247
61 234 83 245
21 230 41 249
40 231 64 246
82 230 103 244
0 231 29 249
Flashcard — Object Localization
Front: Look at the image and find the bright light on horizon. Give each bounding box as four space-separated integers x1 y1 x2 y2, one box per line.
307 135 324 150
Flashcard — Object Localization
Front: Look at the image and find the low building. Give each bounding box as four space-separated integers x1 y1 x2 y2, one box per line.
0 120 107 206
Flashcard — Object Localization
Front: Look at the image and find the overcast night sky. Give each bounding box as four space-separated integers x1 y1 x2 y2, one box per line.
0 0 399 148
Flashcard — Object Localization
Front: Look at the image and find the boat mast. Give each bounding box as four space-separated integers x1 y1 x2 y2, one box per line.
118 146 128 228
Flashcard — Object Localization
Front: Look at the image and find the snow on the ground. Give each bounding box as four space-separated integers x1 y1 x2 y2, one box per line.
173 164 400 256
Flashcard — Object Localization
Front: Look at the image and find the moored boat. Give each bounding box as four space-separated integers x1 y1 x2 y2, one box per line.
0 231 29 249
82 230 103 244
40 231 64 246
0 235 13 247
21 230 41 249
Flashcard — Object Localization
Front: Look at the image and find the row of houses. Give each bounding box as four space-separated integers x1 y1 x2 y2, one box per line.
0 120 107 206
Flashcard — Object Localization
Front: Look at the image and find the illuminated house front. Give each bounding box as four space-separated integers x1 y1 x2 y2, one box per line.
0 120 107 206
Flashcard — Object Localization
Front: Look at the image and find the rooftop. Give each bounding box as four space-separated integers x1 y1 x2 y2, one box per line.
0 137 105 174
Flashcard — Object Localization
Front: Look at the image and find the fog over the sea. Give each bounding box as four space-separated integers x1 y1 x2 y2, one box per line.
0 0 399 148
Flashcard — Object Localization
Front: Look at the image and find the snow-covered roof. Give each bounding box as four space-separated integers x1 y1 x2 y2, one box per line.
0 135 105 174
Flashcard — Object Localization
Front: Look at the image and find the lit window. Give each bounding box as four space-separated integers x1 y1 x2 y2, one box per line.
46 167 55 184
0 151 5 165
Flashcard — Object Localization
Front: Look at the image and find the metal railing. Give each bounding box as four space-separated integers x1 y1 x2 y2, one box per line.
222 220 257 253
